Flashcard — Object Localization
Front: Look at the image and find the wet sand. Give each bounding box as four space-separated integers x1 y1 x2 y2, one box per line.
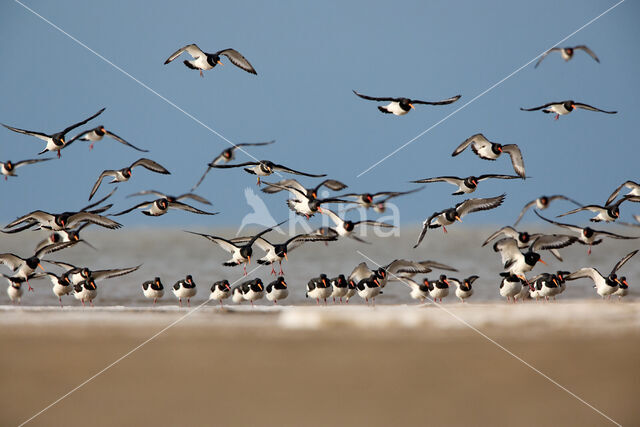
1 302 639 426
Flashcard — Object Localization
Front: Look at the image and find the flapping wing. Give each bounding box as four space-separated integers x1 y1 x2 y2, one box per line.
112 201 155 216
493 238 522 267
104 130 148 152
557 205 605 218
477 174 521 182
62 108 105 135
131 158 170 174
0 254 24 270
167 201 218 215
501 144 525 178
92 265 141 281
319 208 344 227
315 179 348 192
34 241 79 258
210 161 258 169
184 231 239 253
412 176 464 186
1 124 50 142
482 226 518 247
217 49 257 74
411 94 461 105
82 187 118 212
353 220 395 228
89 171 117 201
456 194 506 218
175 193 211 205
534 47 562 68
610 250 638 276
261 179 306 195
67 212 122 229
594 229 639 240
533 211 582 234
520 102 557 111
452 133 488 156
127 190 165 199
349 262 372 282
13 158 52 168
605 181 638 206
413 212 440 248
235 140 275 148
548 195 582 206
5 210 54 229
272 163 326 178
352 90 396 102
565 268 601 283
530 234 577 252
574 102 616 114
164 44 204 64
574 45 600 63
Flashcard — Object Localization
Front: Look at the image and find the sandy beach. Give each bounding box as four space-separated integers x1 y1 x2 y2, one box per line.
1 301 639 426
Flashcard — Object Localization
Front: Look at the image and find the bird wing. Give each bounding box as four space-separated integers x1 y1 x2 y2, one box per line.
164 44 205 64
5 210 54 229
261 179 306 195
349 262 372 282
82 187 118 212
271 163 326 177
0 254 24 270
610 250 638 276
92 265 141 281
315 179 348 192
492 238 521 266
352 90 396 102
167 201 218 215
127 190 166 199
530 234 577 252
104 130 148 152
594 229 639 240
547 195 582 206
605 181 638 206
184 231 240 253
574 102 616 114
13 158 52 168
247 221 287 246
477 174 521 182
411 94 461 105
557 205 605 218
1 124 51 142
520 102 560 111
378 187 424 202
385 260 430 276
353 220 395 228
456 194 506 218
533 211 583 234
320 208 344 227
175 193 212 205
452 133 488 157
413 211 440 248
412 176 464 186
210 161 259 169
216 49 257 74
191 164 214 191
501 144 525 178
574 45 600 63
67 212 122 229
130 158 170 174
565 268 601 283
34 241 79 259
235 140 275 148
533 47 562 68
61 108 106 135
112 201 154 216
482 226 518 247
89 171 118 201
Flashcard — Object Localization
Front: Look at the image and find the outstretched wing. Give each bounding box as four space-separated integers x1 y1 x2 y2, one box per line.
92 265 141 281
175 193 211 205
184 231 239 253
610 250 638 276
456 194 506 218
520 102 558 111
413 211 440 248
565 268 601 283
452 133 489 157
352 90 396 102
67 212 122 229
130 158 170 174
501 144 525 178
61 108 106 135
605 181 639 206
530 234 577 252
104 130 148 152
89 171 117 201
164 44 204 64
482 226 518 247
167 201 218 215
533 211 583 234
534 47 562 68
13 158 52 168
0 254 24 270
112 201 155 216
411 176 464 186
574 45 600 63
411 94 461 105
574 102 616 114
557 205 605 218
272 163 326 178
1 124 51 142
217 48 257 74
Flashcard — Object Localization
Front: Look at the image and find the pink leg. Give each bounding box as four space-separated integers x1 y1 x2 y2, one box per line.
179 298 182 307
90 300 94 308
27 278 33 292
59 297 63 308
251 300 255 308
200 70 203 77
588 246 592 255
278 262 284 276
81 299 85 307
274 300 278 305
57 150 61 159
442 225 447 233
243 264 247 276
220 300 224 308
89 143 94 150
153 298 157 306
270 265 276 276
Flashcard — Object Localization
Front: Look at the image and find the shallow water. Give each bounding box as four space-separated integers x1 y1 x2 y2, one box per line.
1 225 638 307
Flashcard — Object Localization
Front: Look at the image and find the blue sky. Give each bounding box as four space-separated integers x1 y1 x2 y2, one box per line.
1 0 638 228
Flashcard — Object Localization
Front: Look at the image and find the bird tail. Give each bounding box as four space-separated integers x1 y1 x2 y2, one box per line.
183 60 199 70
377 106 392 114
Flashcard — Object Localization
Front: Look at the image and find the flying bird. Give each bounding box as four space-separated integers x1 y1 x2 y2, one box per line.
89 158 170 200
1 158 52 180
68 125 148 152
212 160 326 185
1 108 105 158
493 235 577 278
191 141 275 190
261 178 347 199
340 188 424 211
414 194 506 248
319 208 395 243
164 44 257 76
113 198 218 217
605 181 640 206
535 45 599 68
557 195 640 222
412 174 521 195
452 134 525 178
260 181 353 218
353 90 460 116
35 222 96 253
514 195 581 226
520 101 616 120
482 226 565 261
565 250 638 299
127 190 211 205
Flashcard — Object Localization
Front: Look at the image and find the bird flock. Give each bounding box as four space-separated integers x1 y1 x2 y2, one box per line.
1 42 638 308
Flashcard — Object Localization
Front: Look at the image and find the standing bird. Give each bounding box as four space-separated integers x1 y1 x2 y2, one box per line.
1 108 105 158
534 211 638 255
173 275 197 307
492 235 577 278
185 222 284 275
613 277 629 301
240 278 265 307
306 274 332 305
452 134 525 178
514 195 581 226
499 273 526 303
352 90 461 116
113 198 217 217
192 141 275 190
68 125 148 151
355 276 382 306
89 158 170 200
142 277 164 306
605 181 640 206
320 208 395 244
73 278 98 307
41 272 74 307
565 250 637 299
1 158 52 180
520 101 616 120
414 194 506 247
266 276 288 305
164 44 257 76
412 174 521 195
345 278 357 303
534 46 600 68
209 280 231 307
330 274 349 303
429 275 451 303
212 160 326 186
557 195 640 223
450 275 478 303
531 274 561 302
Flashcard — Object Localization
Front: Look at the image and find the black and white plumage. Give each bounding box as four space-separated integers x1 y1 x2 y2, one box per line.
41 272 73 307
499 273 526 303
192 141 275 190
212 160 326 185
352 90 461 116
414 194 506 247
89 158 170 200
534 211 638 254
348 259 457 289
320 208 395 243
1 108 105 158
209 280 231 307
450 275 478 303
3 273 44 304
164 44 257 76
520 100 616 120
514 195 581 226
412 174 521 195
127 190 211 205
142 277 164 305
492 235 577 277
355 276 382 306
452 134 525 178
534 46 600 68
113 198 218 217
262 178 347 199
73 278 98 307
399 277 431 303
231 233 336 276
306 274 332 305
266 276 288 304
429 274 451 303
236 278 264 307
35 222 96 253
1 158 52 180
185 221 284 275
261 181 353 218
342 187 424 213
557 195 640 223
565 250 638 299
4 209 121 232
605 181 640 206
330 274 349 303
613 276 629 301
46 260 141 286
173 275 197 307
530 274 561 302
68 126 148 152
482 226 564 261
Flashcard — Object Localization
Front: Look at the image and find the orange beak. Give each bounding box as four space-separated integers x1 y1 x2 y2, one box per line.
444 279 450 286
571 104 576 109
317 207 323 213
284 252 288 261
282 281 287 288
497 146 503 153
258 283 263 291
247 256 251 265
538 259 546 265
409 103 415 109
455 216 462 223
38 263 45 272
374 278 380 286
217 60 223 65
